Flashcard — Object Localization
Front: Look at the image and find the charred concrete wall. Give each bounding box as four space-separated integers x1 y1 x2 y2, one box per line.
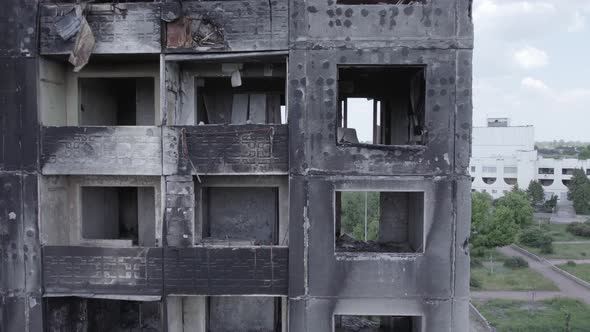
2 0 471 330
0 0 43 330
288 0 473 331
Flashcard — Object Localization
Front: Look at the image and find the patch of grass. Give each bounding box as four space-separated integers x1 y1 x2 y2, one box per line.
543 223 590 242
471 261 558 291
525 243 590 260
472 247 509 261
473 298 590 332
557 263 590 283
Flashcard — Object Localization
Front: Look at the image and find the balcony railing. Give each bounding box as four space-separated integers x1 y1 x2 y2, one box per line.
43 246 288 297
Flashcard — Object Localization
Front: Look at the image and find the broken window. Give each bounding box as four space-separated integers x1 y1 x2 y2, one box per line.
81 186 155 246
198 187 279 245
337 0 427 5
335 191 424 253
539 168 554 175
195 66 286 125
45 298 161 331
334 315 422 332
337 66 426 146
208 297 282 332
79 77 155 125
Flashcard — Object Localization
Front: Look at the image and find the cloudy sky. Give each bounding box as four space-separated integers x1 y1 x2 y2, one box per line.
473 0 590 141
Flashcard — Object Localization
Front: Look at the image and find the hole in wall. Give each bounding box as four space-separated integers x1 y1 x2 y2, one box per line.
335 191 424 253
337 66 426 147
334 315 422 332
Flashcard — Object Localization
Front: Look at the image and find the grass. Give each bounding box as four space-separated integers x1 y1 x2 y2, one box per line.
471 263 558 291
473 298 590 332
471 248 558 292
557 263 590 283
524 243 590 260
537 223 590 242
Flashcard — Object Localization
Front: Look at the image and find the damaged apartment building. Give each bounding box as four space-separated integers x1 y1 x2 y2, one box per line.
0 0 473 331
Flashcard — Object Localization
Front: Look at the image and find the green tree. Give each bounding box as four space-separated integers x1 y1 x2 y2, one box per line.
527 180 545 206
471 191 493 232
579 145 590 160
340 192 380 241
495 190 534 227
474 206 519 248
567 169 590 215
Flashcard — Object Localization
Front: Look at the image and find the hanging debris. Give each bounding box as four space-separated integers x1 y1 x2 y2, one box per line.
68 15 95 72
54 8 81 41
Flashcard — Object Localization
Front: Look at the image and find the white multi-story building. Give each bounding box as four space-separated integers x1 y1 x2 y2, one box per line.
470 118 590 200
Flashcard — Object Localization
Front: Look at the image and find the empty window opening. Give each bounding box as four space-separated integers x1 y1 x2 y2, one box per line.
540 179 554 187
504 178 517 186
334 315 422 332
539 168 555 175
562 168 575 175
335 191 424 253
337 66 426 146
45 298 161 331
196 77 286 125
471 177 475 182
81 186 155 246
482 177 496 185
199 187 279 245
208 297 282 332
587 169 590 176
79 77 155 125
471 166 476 172
563 180 571 187
337 0 427 5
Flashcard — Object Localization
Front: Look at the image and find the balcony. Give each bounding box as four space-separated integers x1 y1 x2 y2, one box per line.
42 246 288 297
41 126 162 175
164 124 289 175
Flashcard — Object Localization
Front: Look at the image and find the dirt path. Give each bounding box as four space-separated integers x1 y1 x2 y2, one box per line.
470 246 590 305
471 291 563 302
548 259 590 265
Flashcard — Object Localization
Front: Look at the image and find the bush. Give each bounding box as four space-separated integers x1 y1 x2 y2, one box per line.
540 242 554 254
519 228 553 249
471 258 483 268
471 247 486 258
566 261 577 267
566 222 590 238
470 276 482 289
503 256 529 269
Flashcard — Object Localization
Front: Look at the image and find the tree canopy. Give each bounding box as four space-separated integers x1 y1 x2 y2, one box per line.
567 169 590 215
495 190 534 227
526 180 545 206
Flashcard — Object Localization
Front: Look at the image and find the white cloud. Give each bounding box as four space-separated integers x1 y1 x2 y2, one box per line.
513 46 549 69
568 12 586 32
521 77 551 92
521 77 590 104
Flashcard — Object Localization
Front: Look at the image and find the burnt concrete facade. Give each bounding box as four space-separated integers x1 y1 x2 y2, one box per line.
0 0 472 331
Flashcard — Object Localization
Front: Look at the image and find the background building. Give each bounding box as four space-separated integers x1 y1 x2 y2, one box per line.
470 118 590 200
0 1 473 331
